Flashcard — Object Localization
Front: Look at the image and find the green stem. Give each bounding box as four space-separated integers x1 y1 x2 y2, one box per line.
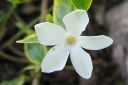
0 50 28 64
0 6 16 31
2 31 23 48
8 45 25 57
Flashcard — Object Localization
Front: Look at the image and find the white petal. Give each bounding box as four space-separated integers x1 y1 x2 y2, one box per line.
63 10 89 35
35 22 66 46
70 46 93 79
80 35 113 50
41 45 70 73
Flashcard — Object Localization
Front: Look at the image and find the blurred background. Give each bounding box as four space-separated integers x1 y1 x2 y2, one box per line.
0 0 128 85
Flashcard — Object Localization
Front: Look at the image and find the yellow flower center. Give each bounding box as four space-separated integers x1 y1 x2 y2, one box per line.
66 35 76 45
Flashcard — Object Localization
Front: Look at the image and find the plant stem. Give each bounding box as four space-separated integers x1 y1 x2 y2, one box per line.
1 31 23 48
0 6 16 32
8 45 25 57
40 0 48 22
0 50 28 64
32 68 41 85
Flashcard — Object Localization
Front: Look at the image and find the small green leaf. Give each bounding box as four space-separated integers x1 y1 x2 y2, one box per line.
16 34 38 43
53 0 75 27
0 75 25 85
45 14 53 22
24 43 47 65
72 0 92 11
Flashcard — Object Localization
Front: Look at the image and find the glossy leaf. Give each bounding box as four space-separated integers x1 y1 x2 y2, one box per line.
24 43 47 65
16 34 38 43
72 0 92 11
0 75 25 85
53 0 75 27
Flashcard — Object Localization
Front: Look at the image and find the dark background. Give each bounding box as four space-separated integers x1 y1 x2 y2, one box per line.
0 0 128 85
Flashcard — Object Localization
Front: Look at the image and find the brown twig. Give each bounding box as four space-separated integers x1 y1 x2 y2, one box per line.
32 68 41 85
40 0 48 22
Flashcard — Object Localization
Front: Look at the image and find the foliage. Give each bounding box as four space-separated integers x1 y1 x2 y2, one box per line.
53 0 92 27
53 0 75 27
0 75 26 85
72 0 92 10
0 0 92 85
16 34 38 43
24 43 47 65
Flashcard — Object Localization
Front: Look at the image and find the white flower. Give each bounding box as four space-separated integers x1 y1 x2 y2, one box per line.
34 10 113 79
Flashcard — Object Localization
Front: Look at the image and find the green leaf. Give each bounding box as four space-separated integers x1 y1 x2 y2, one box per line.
24 43 47 65
53 0 75 27
45 14 53 22
16 34 38 43
72 0 92 11
0 75 25 85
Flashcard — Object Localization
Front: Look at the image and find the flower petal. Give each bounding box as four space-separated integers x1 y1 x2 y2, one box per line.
41 45 70 73
63 10 89 35
70 46 93 79
80 35 113 50
35 22 66 46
